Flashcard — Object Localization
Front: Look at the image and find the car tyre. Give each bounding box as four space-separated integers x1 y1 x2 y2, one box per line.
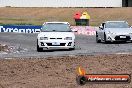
37 45 43 52
37 40 43 52
96 32 101 43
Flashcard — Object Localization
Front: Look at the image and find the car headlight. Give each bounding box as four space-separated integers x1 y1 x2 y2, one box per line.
64 37 72 40
40 37 48 40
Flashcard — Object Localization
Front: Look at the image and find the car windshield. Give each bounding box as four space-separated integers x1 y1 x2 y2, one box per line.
41 23 72 32
105 22 129 28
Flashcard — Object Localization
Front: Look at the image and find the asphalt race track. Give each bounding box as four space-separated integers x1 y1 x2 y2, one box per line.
1 33 132 58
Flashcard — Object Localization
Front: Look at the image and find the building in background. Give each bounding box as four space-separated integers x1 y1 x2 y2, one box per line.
0 0 131 7
122 0 132 7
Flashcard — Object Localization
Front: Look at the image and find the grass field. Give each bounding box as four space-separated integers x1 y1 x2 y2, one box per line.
0 7 132 26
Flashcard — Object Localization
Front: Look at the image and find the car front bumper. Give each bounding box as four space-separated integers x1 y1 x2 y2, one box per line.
38 40 75 49
106 34 132 42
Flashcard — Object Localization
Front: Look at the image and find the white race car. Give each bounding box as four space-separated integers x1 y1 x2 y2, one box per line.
96 21 132 43
37 22 75 52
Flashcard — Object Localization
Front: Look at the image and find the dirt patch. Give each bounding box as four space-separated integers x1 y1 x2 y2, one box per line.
0 54 132 88
0 7 132 26
0 44 8 52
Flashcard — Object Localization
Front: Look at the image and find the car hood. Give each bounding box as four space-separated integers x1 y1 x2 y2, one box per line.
38 32 75 38
105 28 132 35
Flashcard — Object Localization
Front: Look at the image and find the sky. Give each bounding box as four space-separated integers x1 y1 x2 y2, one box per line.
0 0 122 7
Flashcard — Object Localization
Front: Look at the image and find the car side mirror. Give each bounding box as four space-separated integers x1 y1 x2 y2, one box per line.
72 30 78 32
99 26 103 30
71 28 78 32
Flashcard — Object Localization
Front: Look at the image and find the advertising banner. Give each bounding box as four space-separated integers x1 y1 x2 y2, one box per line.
71 26 96 36
0 25 96 35
0 25 41 33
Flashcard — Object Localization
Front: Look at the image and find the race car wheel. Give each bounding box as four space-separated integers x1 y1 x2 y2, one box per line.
104 33 109 44
37 45 43 52
96 32 101 43
37 40 43 52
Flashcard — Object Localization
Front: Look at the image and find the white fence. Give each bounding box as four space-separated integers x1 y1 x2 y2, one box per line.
0 0 122 7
